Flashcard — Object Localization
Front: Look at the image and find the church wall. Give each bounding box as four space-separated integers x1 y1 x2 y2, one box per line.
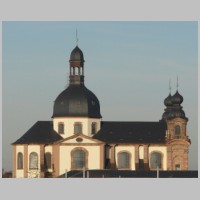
15 145 24 178
139 146 144 159
149 146 167 170
45 145 52 153
115 145 135 170
53 117 101 138
59 145 101 175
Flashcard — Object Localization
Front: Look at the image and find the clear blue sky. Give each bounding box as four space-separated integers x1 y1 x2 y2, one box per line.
2 21 198 171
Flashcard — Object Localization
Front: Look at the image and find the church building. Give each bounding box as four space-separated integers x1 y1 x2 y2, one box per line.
12 44 191 178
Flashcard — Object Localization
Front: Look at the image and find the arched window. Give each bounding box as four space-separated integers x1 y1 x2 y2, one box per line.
45 152 52 169
58 123 64 134
118 152 130 169
72 149 86 169
29 152 38 169
175 125 181 136
17 152 23 169
150 152 162 169
91 122 96 134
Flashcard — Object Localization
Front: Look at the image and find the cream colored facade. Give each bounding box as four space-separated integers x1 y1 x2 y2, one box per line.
59 145 101 175
115 145 135 170
53 117 101 138
13 136 185 178
149 146 167 170
15 145 24 178
15 145 41 178
139 146 144 159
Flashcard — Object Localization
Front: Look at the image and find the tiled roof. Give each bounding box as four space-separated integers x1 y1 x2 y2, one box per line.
12 121 62 145
93 120 167 143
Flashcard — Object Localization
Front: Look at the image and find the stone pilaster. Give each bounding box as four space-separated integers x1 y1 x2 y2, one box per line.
12 145 16 178
52 144 60 177
110 144 116 169
144 145 149 170
40 144 45 178
100 144 105 169
135 145 139 170
24 144 28 178
167 145 172 170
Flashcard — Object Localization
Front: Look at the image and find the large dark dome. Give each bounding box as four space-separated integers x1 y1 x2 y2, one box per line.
52 85 101 118
70 46 84 61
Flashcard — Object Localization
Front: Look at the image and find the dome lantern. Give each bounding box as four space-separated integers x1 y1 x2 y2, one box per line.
52 45 101 119
69 46 85 85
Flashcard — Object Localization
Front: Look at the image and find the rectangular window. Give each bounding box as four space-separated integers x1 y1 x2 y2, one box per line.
175 164 181 170
58 123 64 134
91 122 96 134
74 123 82 134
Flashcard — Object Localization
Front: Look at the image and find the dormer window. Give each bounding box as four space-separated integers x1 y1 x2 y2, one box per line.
74 123 82 134
58 123 64 134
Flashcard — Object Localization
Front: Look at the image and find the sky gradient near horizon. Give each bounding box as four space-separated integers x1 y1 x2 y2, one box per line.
2 21 198 171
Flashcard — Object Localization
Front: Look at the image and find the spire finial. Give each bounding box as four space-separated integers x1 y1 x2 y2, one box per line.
177 75 179 91
76 29 79 46
169 79 171 94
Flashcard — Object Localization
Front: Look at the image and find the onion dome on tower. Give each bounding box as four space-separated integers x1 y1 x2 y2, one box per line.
162 93 173 120
171 91 183 105
164 93 173 107
52 45 101 118
162 78 187 121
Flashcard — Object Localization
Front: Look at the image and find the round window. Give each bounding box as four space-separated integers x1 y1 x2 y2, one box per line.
76 137 83 142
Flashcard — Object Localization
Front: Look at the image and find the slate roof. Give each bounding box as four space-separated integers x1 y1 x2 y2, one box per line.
12 121 62 145
52 85 101 118
13 120 167 145
93 120 167 143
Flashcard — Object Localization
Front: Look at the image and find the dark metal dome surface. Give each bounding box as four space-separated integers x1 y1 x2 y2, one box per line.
162 90 187 120
52 85 101 118
164 94 173 106
167 108 186 119
70 46 84 61
171 91 183 105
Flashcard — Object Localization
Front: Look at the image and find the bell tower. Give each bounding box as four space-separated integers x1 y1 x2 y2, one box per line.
162 79 191 170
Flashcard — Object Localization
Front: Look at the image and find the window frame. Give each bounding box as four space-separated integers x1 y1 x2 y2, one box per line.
174 125 181 138
117 151 131 170
29 152 38 170
58 122 64 134
74 122 82 134
149 151 163 170
17 152 23 170
91 122 97 135
71 147 88 170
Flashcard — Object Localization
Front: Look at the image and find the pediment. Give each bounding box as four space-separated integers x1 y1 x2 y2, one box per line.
56 134 104 145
